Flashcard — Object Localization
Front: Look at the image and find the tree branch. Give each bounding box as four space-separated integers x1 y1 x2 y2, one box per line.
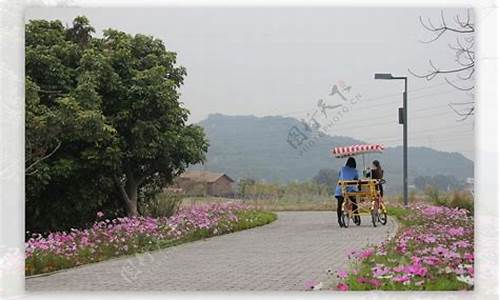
445 77 474 91
413 9 476 121
25 141 61 174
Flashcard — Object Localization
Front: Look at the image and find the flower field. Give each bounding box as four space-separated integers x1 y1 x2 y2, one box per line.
26 202 276 276
334 203 474 291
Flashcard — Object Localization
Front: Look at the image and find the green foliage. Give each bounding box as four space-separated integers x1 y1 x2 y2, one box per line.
238 178 256 196
386 206 423 226
386 206 410 221
409 190 417 203
141 192 183 218
421 187 473 215
25 16 208 233
448 191 474 214
425 186 447 206
231 210 277 231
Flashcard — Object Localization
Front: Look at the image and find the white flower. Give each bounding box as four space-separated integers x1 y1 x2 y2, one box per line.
456 275 474 286
312 282 323 290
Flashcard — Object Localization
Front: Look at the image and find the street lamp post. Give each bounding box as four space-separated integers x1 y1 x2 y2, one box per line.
374 73 408 206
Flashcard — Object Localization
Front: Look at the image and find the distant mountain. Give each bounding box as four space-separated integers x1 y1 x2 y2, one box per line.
191 113 474 194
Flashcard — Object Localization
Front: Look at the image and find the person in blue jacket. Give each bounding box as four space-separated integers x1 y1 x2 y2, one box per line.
334 157 360 227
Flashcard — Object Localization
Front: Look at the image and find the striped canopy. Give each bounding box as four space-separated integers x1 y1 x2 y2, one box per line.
332 144 384 158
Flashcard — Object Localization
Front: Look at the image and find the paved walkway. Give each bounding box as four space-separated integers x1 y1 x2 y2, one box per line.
26 212 397 291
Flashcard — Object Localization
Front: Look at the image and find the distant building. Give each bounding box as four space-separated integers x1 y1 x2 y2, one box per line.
173 170 235 196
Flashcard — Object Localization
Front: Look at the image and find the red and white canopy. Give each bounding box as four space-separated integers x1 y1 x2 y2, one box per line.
332 144 384 158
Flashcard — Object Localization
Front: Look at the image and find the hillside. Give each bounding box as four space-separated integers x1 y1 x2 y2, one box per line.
191 114 474 194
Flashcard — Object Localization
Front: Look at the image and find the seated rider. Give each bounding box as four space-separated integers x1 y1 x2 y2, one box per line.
370 160 384 198
334 157 360 228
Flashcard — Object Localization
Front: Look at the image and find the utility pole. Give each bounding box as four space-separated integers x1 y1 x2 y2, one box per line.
374 73 409 206
403 77 408 207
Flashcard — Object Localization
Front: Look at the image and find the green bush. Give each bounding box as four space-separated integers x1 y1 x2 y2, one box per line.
449 190 474 214
425 186 448 206
141 192 183 218
409 190 417 203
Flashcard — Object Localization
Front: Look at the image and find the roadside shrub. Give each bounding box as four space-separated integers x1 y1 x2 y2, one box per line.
142 192 183 218
449 190 474 214
409 190 417 203
425 186 448 206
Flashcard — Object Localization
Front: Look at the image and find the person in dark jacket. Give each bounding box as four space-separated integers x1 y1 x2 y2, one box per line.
370 160 384 197
334 157 359 228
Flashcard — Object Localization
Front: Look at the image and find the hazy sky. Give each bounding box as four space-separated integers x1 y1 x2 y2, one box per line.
26 7 475 160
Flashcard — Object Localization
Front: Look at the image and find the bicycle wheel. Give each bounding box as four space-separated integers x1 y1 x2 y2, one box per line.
342 212 350 228
371 209 378 227
378 211 388 225
354 214 361 226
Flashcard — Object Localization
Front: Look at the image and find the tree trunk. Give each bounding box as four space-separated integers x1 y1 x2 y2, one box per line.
125 176 139 217
113 171 140 217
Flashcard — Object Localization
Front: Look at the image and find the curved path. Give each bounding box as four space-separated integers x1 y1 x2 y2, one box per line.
26 212 397 291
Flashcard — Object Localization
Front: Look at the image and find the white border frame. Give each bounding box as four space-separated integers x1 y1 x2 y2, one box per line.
1 0 498 299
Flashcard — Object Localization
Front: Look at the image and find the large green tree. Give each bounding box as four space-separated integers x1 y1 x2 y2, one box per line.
26 16 208 231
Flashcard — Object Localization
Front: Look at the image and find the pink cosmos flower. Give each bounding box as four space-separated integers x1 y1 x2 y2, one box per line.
453 240 470 248
97 211 104 218
422 234 437 243
304 279 320 290
368 278 382 288
433 245 449 257
407 264 427 277
464 252 474 262
358 248 375 259
336 283 349 291
372 264 390 277
337 270 348 279
393 265 404 273
356 277 368 284
392 274 410 283
423 256 440 266
448 227 465 237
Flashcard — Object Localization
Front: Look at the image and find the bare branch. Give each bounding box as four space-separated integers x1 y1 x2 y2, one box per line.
25 141 62 173
408 63 473 81
449 101 475 105
456 68 474 80
418 9 474 44
413 9 475 121
445 77 474 91
448 104 474 121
